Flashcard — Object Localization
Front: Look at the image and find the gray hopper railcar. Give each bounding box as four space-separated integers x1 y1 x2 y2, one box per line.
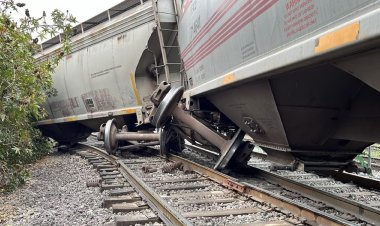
143 0 380 172
35 0 181 148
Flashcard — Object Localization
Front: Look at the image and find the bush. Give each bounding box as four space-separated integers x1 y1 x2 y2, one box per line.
0 1 76 191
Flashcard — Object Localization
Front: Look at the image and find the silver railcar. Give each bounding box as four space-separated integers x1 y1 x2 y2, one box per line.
168 0 380 170
35 0 180 146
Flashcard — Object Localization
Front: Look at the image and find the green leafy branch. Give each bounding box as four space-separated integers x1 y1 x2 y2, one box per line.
0 0 76 191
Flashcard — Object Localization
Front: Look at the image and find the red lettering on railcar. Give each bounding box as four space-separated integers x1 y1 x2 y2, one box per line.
284 0 317 37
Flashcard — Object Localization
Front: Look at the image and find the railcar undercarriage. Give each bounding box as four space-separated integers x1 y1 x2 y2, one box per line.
139 57 380 172
100 61 380 173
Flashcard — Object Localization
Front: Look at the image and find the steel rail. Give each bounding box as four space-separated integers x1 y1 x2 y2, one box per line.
184 143 267 160
185 143 380 224
184 143 219 159
319 170 380 190
78 143 118 164
248 146 380 191
117 161 192 226
167 154 354 226
245 167 380 225
80 142 379 225
78 143 191 226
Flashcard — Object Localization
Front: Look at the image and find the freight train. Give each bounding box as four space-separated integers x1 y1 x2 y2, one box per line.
36 0 380 171
35 0 180 145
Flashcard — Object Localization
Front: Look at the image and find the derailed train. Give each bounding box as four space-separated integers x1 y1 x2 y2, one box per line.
36 0 380 171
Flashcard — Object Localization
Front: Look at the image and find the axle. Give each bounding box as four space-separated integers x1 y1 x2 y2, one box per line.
148 83 250 170
98 119 160 154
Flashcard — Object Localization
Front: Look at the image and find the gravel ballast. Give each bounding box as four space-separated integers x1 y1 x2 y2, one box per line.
0 151 113 225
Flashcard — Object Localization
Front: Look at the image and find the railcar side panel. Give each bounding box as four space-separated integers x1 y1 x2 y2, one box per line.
35 2 159 143
48 63 73 118
43 23 155 121
179 0 377 87
64 50 88 116
177 0 380 167
35 0 181 144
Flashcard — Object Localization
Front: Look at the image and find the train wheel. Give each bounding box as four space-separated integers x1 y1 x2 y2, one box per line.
104 119 119 155
227 141 255 170
152 86 184 128
160 126 184 156
214 129 245 170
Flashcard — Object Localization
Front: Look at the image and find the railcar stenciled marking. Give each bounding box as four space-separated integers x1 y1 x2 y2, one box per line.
184 0 278 70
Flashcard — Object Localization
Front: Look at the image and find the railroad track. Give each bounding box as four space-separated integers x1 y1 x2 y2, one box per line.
76 146 173 226
246 160 380 224
74 139 379 225
181 144 380 225
77 144 305 225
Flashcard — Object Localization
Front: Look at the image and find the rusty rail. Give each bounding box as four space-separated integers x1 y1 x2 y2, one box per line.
80 142 380 225
187 142 380 224
246 166 380 225
167 154 365 226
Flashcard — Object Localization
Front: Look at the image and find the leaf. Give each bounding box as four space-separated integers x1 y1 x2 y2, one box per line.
0 114 5 122
0 0 75 190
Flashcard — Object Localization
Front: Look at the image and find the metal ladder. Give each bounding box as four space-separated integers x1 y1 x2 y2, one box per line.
152 0 182 83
